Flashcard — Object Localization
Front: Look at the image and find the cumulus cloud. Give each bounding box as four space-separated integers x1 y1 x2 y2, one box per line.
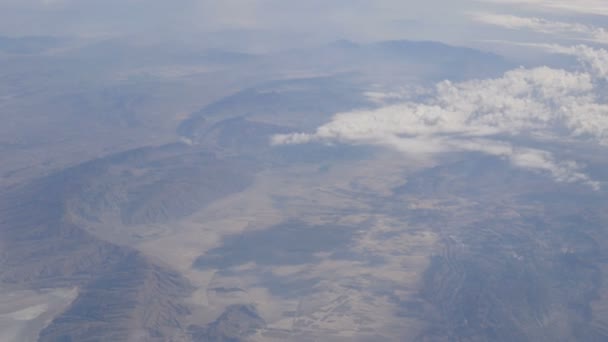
471 13 608 44
518 43 608 81
557 45 608 81
273 46 608 189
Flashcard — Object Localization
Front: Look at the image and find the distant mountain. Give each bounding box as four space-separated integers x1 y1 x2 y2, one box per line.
370 40 502 59
63 38 258 67
178 75 373 142
323 39 511 79
0 36 66 54
326 39 503 59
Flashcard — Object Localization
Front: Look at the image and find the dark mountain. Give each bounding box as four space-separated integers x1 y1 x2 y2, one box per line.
189 304 266 342
0 142 259 340
177 75 373 141
0 180 193 341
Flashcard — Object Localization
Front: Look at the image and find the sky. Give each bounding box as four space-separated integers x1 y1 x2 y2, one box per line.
1 0 606 49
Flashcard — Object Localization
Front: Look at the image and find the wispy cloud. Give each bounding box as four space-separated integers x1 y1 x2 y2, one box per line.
273 46 608 189
478 0 608 16
471 13 608 44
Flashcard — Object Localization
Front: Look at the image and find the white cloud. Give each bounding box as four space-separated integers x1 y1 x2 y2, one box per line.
479 0 608 16
273 46 608 189
509 148 599 190
519 44 608 82
471 13 608 44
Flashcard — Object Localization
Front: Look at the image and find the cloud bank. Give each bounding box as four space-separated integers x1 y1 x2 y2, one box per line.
273 45 608 189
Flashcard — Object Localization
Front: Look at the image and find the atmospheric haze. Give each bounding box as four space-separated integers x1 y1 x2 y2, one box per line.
1 1 608 341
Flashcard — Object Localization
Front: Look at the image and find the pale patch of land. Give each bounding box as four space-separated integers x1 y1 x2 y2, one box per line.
122 151 441 340
0 287 78 342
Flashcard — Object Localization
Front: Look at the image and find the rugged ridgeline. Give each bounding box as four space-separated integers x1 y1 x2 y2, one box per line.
176 76 374 143
64 144 255 229
39 252 191 342
0 143 251 341
0 136 266 340
189 305 266 342
390 155 608 342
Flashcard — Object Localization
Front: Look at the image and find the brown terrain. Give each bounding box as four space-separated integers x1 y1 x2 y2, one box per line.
1 37 607 342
